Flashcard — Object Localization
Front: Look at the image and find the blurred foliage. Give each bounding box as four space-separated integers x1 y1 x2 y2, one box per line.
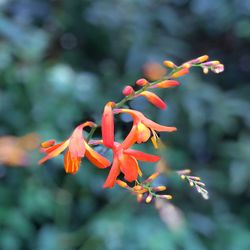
0 0 250 249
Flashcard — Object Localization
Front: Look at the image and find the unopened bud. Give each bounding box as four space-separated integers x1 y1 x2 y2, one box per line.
171 68 189 78
122 85 134 96
202 67 209 74
196 55 209 63
181 175 186 180
116 179 129 188
144 172 160 183
136 78 149 86
41 140 56 148
160 194 172 200
137 193 144 203
177 169 191 175
189 176 201 181
133 185 143 191
182 63 192 69
152 186 167 192
163 60 177 68
150 80 180 89
145 193 153 203
213 64 224 73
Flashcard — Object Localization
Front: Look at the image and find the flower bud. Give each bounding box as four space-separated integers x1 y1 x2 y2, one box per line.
150 80 180 89
122 85 134 96
116 179 129 188
182 63 192 69
202 67 209 74
152 186 167 192
160 194 172 200
136 78 149 86
133 185 143 191
40 140 56 148
146 193 153 203
163 60 177 68
137 193 144 203
171 68 189 78
143 172 160 183
196 55 209 63
180 175 186 180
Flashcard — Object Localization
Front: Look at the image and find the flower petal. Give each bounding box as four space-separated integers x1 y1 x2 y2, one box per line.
119 154 139 182
119 124 138 150
39 140 69 164
102 102 115 148
103 157 120 188
69 124 87 158
124 149 160 162
85 142 110 168
136 122 151 143
64 150 81 174
142 116 177 132
138 91 166 110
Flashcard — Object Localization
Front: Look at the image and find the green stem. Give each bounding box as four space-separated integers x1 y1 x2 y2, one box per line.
86 125 98 142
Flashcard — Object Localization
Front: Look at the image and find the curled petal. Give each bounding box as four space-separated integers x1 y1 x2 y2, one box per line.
119 155 138 182
102 102 115 148
142 117 177 132
124 149 160 162
113 108 145 121
64 150 81 174
138 91 166 110
84 142 110 168
39 140 69 164
103 157 120 188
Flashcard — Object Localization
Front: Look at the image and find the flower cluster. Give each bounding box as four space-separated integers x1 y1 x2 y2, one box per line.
39 55 223 203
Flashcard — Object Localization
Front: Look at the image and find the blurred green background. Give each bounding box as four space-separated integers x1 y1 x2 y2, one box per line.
0 0 250 249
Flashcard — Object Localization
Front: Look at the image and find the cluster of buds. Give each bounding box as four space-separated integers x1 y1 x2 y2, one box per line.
116 172 172 204
39 55 223 204
177 169 209 200
163 55 224 77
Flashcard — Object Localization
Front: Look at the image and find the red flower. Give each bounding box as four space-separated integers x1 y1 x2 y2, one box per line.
114 109 177 149
39 121 110 174
103 142 160 188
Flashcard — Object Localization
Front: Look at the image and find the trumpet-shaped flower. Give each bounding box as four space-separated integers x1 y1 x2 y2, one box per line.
103 142 160 188
114 109 177 149
39 121 110 174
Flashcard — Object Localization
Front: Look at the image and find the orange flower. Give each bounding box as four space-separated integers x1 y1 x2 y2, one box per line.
39 121 110 174
114 109 177 149
137 91 167 110
103 142 160 188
